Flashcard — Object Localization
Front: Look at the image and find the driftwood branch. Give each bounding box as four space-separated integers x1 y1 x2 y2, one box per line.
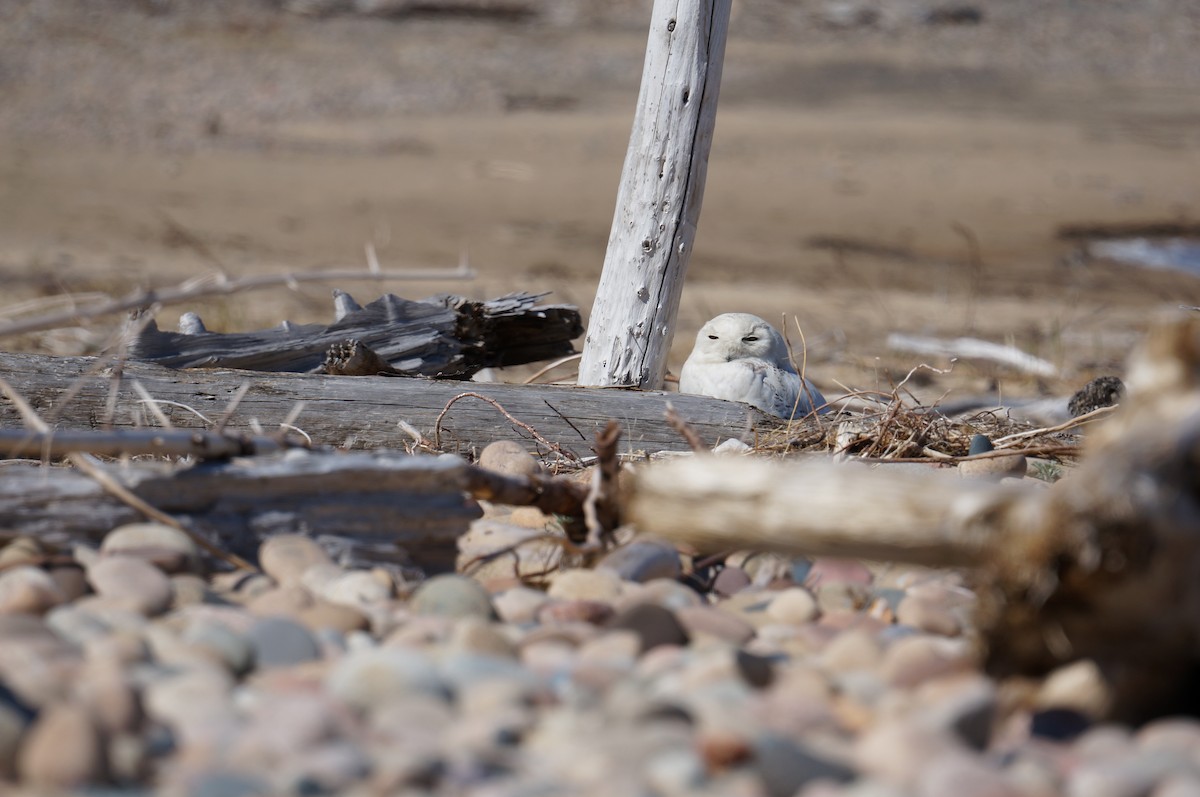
127 291 582 378
630 316 1200 721
579 0 732 388
0 447 591 574
0 351 788 454
887 332 1058 377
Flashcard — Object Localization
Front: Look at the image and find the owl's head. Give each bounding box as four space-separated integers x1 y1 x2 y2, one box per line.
692 313 793 367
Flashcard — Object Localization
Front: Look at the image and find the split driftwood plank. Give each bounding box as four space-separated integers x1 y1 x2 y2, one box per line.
127 291 582 378
0 448 592 574
629 316 1200 722
0 352 786 455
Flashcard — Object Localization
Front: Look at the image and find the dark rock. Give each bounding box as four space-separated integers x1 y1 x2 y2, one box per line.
1031 707 1092 741
609 603 689 653
598 539 682 583
712 565 751 597
968 434 994 456
753 734 856 797
924 6 984 25
735 650 775 689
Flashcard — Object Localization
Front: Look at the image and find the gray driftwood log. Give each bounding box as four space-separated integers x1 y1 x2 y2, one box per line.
127 291 582 377
0 352 790 455
0 447 591 575
0 451 479 573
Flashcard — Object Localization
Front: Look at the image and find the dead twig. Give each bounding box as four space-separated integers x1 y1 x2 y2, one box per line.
522 353 583 384
460 463 589 519
434 391 580 462
665 403 707 453
993 404 1117 446
583 420 623 547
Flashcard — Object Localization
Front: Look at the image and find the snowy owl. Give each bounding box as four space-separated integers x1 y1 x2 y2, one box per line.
678 313 826 419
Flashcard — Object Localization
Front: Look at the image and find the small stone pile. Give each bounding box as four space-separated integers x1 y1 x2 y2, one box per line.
0 450 1198 796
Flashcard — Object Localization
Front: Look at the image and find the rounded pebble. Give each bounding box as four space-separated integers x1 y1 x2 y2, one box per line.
326 648 444 711
410 574 496 620
259 535 333 588
0 566 66 614
17 702 107 788
478 440 542 478
766 587 820 625
86 556 174 615
248 617 322 669
547 567 624 603
610 602 690 653
101 522 200 574
598 538 682 583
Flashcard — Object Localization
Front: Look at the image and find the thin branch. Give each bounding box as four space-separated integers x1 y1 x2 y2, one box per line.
583 420 622 547
664 403 707 452
433 391 580 461
993 404 1118 446
214 382 251 435
522 353 583 385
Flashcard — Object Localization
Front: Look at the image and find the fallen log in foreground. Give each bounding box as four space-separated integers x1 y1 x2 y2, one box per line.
0 448 589 574
0 352 784 455
629 316 1200 722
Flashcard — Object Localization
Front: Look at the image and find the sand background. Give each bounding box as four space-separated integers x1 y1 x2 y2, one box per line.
2 0 1199 401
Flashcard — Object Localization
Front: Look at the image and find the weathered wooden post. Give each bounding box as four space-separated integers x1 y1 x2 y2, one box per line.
577 0 733 388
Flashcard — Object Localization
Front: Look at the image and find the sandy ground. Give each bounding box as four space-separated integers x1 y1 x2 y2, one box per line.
2 0 1200 403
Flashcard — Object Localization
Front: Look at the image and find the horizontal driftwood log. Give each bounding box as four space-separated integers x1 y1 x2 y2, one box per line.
0 451 478 572
0 448 590 574
0 352 787 455
127 291 583 378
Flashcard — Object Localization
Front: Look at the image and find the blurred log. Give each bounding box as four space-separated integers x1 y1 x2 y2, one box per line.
887 332 1057 377
0 449 588 574
0 352 788 455
629 316 1200 722
127 291 582 378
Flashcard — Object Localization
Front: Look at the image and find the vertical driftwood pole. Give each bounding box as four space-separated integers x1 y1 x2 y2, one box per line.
577 0 732 388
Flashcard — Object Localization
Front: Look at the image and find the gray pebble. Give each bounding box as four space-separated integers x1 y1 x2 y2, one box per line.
326 648 445 711
410 574 497 620
753 734 856 797
598 538 682 583
248 616 322 669
187 771 272 797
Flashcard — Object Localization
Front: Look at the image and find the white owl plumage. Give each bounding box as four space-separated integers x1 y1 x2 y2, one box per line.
678 313 826 419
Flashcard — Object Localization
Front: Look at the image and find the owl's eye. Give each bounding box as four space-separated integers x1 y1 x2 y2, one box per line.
742 336 759 343
707 334 719 340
